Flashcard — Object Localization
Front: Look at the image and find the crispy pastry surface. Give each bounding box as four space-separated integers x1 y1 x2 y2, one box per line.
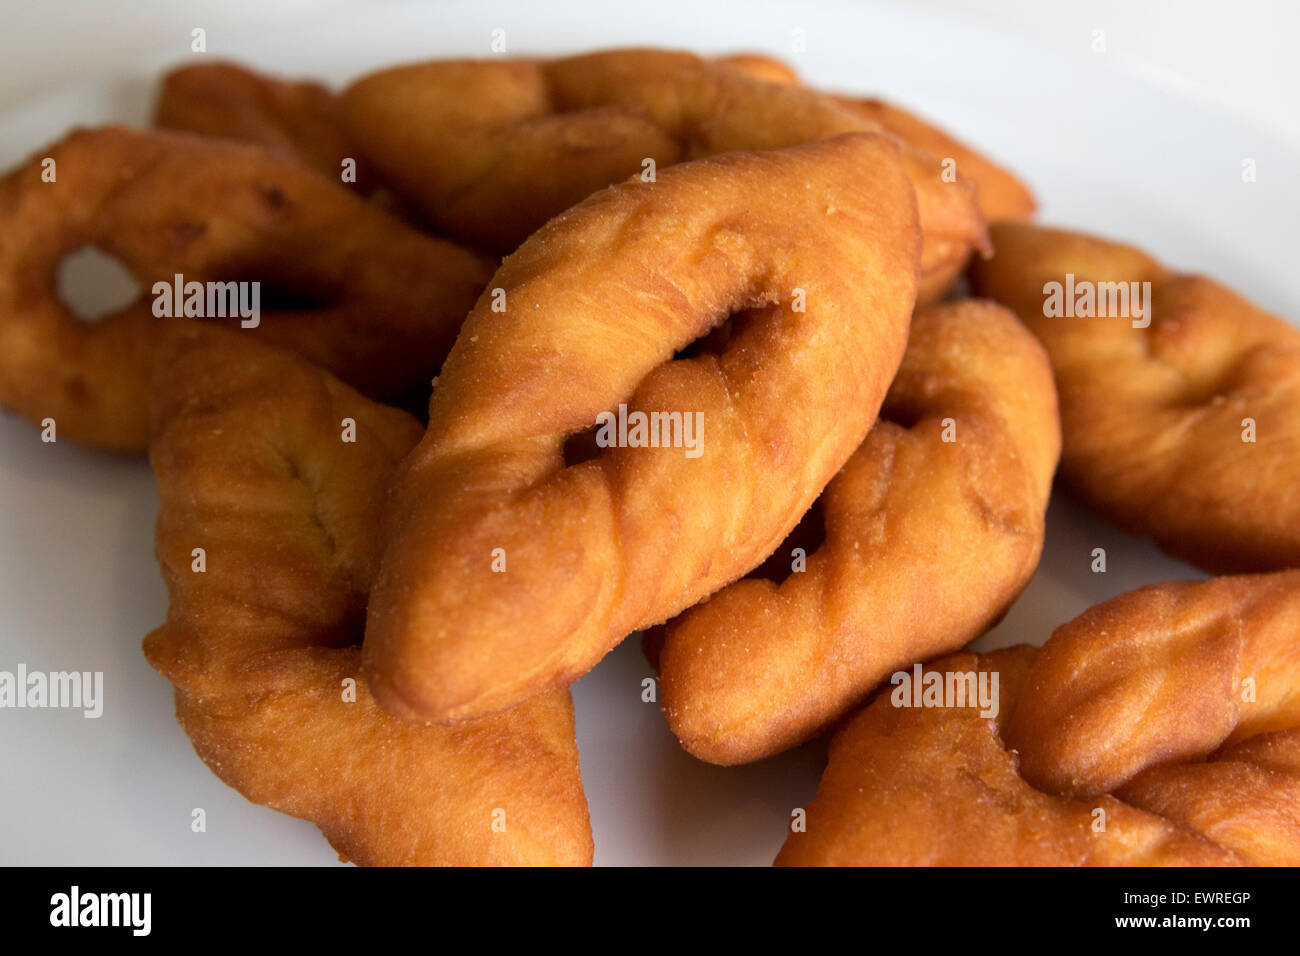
835 97 1035 224
716 53 1037 223
143 326 592 866
341 48 985 301
651 300 1060 764
0 126 492 451
363 134 921 723
970 222 1300 572
777 574 1300 866
712 52 803 85
154 61 377 188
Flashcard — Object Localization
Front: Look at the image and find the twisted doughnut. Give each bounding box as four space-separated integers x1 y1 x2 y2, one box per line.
1005 573 1300 801
970 222 1300 572
0 126 493 451
340 48 986 302
154 61 377 189
833 98 1035 224
712 53 802 85
649 299 1060 765
716 54 1037 224
777 573 1300 866
363 133 922 723
143 325 592 866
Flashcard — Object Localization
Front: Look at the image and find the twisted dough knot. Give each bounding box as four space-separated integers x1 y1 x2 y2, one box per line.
715 54 1037 225
341 48 988 302
155 61 384 194
778 572 1300 866
971 222 1300 572
363 133 921 723
143 326 592 866
0 126 492 450
652 299 1060 765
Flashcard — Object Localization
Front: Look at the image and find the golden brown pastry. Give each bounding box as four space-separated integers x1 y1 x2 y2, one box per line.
650 299 1060 764
970 222 1300 572
717 53 1037 223
835 98 1035 224
341 48 986 302
154 61 379 189
143 325 593 866
778 573 1300 866
0 126 492 451
712 52 802 85
363 134 921 724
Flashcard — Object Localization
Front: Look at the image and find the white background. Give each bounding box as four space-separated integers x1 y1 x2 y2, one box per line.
2 0 1297 147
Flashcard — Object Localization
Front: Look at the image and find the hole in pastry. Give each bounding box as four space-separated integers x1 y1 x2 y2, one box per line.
672 306 771 362
563 424 603 467
56 245 143 322
252 279 335 312
880 393 925 430
942 273 972 301
313 601 367 649
748 496 827 584
571 306 774 469
199 266 340 314
673 316 735 360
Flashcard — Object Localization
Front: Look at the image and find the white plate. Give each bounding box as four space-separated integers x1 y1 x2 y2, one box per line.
2 0 1297 866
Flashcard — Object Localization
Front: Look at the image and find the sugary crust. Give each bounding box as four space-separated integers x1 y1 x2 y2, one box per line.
654 299 1060 764
717 53 1037 224
155 61 374 187
0 126 492 450
363 134 922 723
144 326 593 866
341 48 986 301
778 574 1300 866
971 222 1300 572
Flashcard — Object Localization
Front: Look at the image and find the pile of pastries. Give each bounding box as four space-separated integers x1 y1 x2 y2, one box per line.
3 48 1297 866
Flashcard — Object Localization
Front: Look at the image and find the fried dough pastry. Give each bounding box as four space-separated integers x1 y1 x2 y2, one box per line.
0 126 492 451
713 52 802 85
143 325 592 866
649 300 1060 765
777 573 1300 866
155 61 377 189
340 48 985 302
970 222 1300 572
363 134 921 723
834 99 1035 224
716 54 1036 223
